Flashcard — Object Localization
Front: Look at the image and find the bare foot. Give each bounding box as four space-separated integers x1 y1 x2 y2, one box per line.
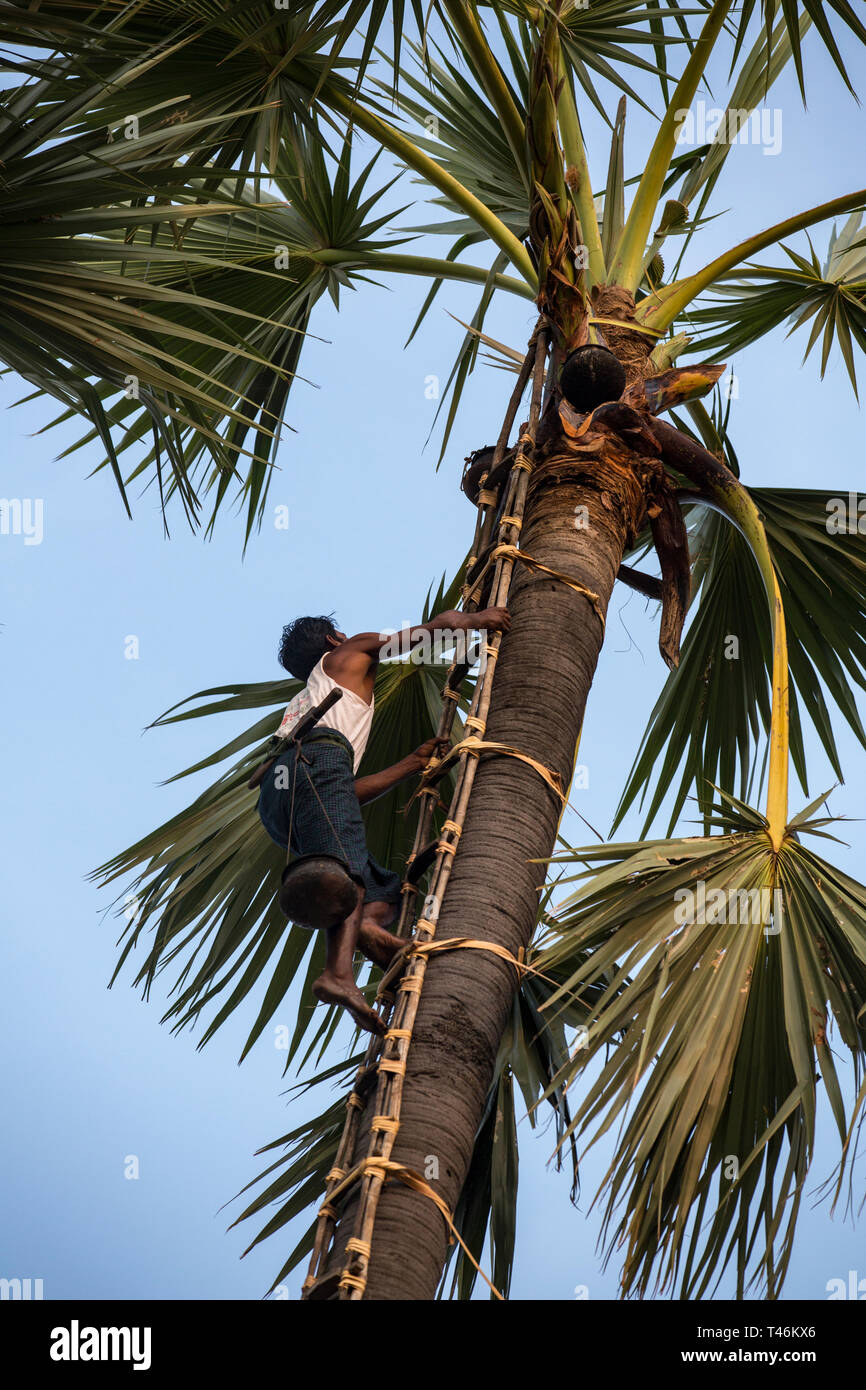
358 920 405 970
312 973 386 1036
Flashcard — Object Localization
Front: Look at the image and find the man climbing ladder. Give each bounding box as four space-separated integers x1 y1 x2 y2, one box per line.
256 605 511 1034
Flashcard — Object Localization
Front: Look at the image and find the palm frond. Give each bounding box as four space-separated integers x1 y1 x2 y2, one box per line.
380 39 530 244
21 127 410 536
228 1053 361 1294
0 66 312 522
3 0 392 166
538 791 866 1299
616 486 866 834
727 0 866 100
552 0 694 122
685 214 866 398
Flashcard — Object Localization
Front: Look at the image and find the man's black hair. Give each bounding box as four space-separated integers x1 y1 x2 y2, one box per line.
278 615 339 682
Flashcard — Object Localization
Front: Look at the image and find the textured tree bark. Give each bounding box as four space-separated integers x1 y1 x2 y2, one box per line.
322 437 647 1299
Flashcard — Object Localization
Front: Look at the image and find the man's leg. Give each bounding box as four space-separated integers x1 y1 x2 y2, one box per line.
357 898 405 969
311 884 386 1035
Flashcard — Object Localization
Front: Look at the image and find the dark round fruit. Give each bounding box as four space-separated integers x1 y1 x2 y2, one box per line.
560 345 626 413
278 853 358 930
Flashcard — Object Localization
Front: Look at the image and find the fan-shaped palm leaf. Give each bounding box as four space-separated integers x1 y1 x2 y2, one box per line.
727 0 866 99
616 486 866 834
537 790 866 1299
38 132 417 538
685 214 866 398
0 66 306 520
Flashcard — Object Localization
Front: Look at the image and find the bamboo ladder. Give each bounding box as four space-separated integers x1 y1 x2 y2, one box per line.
301 320 591 1300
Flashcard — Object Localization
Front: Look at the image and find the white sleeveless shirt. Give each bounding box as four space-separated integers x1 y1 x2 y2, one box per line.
274 656 373 772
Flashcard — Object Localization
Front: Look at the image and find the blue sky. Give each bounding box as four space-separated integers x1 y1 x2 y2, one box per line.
2 18 866 1302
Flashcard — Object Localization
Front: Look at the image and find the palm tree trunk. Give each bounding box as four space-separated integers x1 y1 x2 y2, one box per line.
324 435 646 1298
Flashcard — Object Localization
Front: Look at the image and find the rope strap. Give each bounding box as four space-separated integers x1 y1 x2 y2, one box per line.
477 488 498 506
377 934 589 1007
500 514 523 530
423 735 565 804
373 924 534 1010
484 544 606 631
441 819 462 837
334 1158 504 1301
408 937 523 976
405 937 582 999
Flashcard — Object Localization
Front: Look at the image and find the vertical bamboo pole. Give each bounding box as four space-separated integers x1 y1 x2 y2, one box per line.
332 327 550 1299
301 326 545 1298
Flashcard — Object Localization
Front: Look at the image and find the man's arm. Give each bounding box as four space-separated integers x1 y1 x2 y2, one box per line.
345 606 511 660
353 738 448 806
325 606 511 695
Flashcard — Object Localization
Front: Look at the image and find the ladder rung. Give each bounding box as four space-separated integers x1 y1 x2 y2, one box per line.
303 1270 343 1301
354 1060 380 1098
405 841 440 884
